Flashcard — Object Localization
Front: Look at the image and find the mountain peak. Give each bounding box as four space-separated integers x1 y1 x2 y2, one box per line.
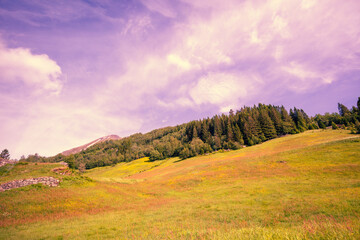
61 135 121 156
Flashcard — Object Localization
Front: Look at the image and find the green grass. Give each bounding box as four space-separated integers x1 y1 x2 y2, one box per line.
0 130 359 239
84 157 172 183
0 162 63 183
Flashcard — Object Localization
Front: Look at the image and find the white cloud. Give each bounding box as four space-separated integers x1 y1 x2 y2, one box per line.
250 30 262 44
109 0 360 113
0 42 63 95
272 15 290 38
167 54 192 70
220 104 238 113
282 62 334 92
189 72 250 106
282 62 319 80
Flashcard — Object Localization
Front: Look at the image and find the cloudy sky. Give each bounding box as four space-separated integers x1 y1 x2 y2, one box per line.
1 0 359 159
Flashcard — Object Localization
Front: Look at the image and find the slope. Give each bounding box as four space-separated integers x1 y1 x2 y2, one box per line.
84 130 357 182
0 130 359 239
61 135 121 156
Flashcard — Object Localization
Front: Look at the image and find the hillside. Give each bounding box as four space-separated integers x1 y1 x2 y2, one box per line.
1 130 359 239
26 99 358 171
61 135 121 156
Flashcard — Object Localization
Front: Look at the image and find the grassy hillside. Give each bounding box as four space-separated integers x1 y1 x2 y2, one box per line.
0 162 64 183
0 130 359 239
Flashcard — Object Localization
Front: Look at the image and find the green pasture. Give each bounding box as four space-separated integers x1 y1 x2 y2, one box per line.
1 130 359 239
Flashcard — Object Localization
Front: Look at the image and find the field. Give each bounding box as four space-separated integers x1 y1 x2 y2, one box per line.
0 130 359 239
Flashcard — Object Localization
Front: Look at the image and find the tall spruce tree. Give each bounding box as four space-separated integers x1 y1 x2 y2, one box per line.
280 106 295 134
213 116 222 137
226 118 234 142
200 120 211 144
233 124 244 145
259 109 277 140
268 107 283 135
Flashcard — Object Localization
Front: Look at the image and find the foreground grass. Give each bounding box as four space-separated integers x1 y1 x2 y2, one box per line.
0 130 359 239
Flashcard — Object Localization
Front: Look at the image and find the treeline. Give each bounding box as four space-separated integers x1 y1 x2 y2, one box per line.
23 98 360 169
314 99 360 133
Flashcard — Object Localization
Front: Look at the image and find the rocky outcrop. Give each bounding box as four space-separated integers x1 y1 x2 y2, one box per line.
52 167 71 175
0 177 60 192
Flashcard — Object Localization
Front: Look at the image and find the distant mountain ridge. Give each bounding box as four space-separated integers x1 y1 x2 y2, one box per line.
62 135 121 156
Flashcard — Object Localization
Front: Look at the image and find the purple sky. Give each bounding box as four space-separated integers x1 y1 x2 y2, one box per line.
1 0 360 159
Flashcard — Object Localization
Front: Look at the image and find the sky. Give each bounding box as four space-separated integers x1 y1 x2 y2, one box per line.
0 0 359 159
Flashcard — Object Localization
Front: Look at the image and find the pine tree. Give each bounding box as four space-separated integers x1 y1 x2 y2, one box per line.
242 121 255 145
280 106 295 134
291 108 307 132
259 109 277 140
338 103 350 117
213 116 222 137
229 109 234 118
192 126 198 139
296 109 307 131
250 111 263 141
200 120 211 144
268 107 282 135
233 124 244 145
226 118 234 142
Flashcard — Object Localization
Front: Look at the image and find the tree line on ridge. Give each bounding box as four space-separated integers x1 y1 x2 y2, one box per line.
22 98 360 170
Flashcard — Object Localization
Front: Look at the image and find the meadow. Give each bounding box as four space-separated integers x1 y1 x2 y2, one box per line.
0 130 359 239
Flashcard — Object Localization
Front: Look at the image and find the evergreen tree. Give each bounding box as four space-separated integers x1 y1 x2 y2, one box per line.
280 106 295 134
0 149 10 159
200 120 211 144
338 103 350 117
268 107 283 135
233 124 244 145
213 116 222 137
192 126 198 139
226 118 234 142
229 109 234 118
259 109 277 140
291 108 307 132
242 121 254 145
